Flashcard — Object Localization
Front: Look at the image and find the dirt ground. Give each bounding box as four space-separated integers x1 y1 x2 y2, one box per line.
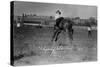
13 25 97 66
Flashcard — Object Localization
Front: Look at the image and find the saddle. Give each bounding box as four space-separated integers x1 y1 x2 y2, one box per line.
55 17 65 29
54 17 73 32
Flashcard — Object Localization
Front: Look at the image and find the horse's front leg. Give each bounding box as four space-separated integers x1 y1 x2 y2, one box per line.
52 29 61 42
55 30 61 41
52 30 57 41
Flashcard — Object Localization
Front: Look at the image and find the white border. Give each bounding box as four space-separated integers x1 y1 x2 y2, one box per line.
0 0 99 67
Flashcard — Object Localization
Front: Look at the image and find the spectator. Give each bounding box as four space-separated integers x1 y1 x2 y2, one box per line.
87 25 92 37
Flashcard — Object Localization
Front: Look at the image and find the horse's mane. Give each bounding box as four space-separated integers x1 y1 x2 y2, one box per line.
62 18 73 24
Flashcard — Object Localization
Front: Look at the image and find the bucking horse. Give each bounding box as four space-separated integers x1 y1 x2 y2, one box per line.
52 17 74 43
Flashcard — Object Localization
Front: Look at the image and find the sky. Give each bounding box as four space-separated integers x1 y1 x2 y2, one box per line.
14 1 97 19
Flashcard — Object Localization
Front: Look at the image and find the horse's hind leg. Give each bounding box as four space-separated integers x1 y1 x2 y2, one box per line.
72 29 74 35
68 31 73 45
69 30 73 40
71 32 73 40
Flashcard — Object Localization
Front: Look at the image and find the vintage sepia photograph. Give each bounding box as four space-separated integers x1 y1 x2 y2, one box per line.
11 1 97 66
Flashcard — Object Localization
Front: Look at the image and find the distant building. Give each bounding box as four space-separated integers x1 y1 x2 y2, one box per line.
14 14 55 27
